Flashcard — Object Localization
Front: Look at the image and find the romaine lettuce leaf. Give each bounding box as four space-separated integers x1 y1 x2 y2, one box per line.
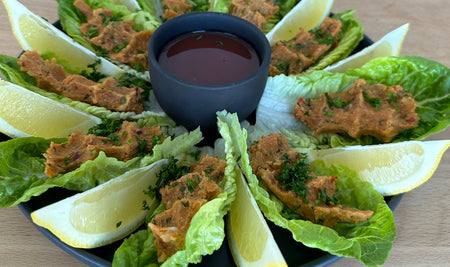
256 56 450 149
306 10 364 73
136 0 164 19
345 56 450 141
224 113 396 266
0 54 172 122
212 0 301 33
56 0 161 53
112 111 238 266
0 128 203 208
187 0 214 12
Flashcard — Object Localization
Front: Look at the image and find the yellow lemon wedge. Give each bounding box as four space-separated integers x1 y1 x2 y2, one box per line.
31 159 167 249
325 23 409 72
2 0 121 76
227 173 287 267
0 80 101 138
308 140 450 196
266 0 334 46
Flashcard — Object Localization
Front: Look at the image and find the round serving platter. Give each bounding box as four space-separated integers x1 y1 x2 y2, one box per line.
0 24 404 266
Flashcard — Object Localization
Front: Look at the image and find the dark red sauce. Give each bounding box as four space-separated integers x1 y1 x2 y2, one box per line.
158 31 260 85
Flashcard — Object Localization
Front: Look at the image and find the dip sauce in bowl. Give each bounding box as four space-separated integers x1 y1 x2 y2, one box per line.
148 12 271 131
158 31 260 85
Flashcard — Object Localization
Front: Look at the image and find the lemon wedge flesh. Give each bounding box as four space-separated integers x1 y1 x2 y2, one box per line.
31 159 167 248
0 80 101 138
308 140 450 196
2 0 121 76
266 0 334 46
227 174 287 266
325 23 409 72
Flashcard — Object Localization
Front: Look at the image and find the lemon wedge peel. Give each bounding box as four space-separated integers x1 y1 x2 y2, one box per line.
308 140 450 196
31 159 168 249
2 0 122 76
266 0 335 46
325 23 409 72
227 173 287 267
0 80 101 138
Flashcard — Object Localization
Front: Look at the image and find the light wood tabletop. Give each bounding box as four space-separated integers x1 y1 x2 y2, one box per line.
0 0 448 266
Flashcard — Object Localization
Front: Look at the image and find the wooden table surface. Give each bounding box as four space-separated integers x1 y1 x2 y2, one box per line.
0 1 448 266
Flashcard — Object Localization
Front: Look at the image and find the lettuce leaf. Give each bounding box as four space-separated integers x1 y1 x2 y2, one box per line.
224 113 396 266
186 0 214 12
306 10 364 73
0 54 172 122
136 0 164 19
56 0 161 53
345 56 450 141
112 111 238 266
0 128 203 208
256 56 450 149
212 0 301 33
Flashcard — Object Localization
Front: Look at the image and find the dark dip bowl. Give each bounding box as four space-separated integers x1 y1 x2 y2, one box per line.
148 12 271 131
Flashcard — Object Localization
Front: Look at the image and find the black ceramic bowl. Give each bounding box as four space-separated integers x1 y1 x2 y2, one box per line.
148 12 271 131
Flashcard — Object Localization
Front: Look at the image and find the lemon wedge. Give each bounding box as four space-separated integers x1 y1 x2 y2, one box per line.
2 0 121 76
31 159 167 249
308 140 450 196
325 23 409 72
0 80 101 138
227 173 287 267
266 0 334 46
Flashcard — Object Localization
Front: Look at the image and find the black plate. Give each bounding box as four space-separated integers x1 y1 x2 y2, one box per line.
1 22 404 266
17 187 403 267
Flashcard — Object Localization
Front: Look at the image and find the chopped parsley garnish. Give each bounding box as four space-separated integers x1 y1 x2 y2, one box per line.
317 33 335 45
325 92 350 110
80 59 106 82
87 26 99 38
88 118 123 137
151 134 165 147
309 28 335 45
120 96 127 105
117 73 152 100
113 42 128 53
385 91 401 112
276 60 290 75
136 136 148 156
280 207 303 220
276 154 313 200
363 90 382 110
315 188 338 205
204 165 214 173
145 156 190 202
186 175 201 192
105 133 121 146
132 62 145 72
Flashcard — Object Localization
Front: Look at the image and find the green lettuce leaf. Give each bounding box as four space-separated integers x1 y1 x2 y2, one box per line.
136 0 164 18
0 128 203 208
112 111 238 266
0 54 172 122
345 56 450 141
256 56 450 149
306 10 364 73
213 0 301 33
56 0 161 53
224 114 396 266
187 0 214 12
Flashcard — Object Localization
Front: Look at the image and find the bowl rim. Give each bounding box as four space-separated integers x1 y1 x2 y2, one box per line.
147 11 271 90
